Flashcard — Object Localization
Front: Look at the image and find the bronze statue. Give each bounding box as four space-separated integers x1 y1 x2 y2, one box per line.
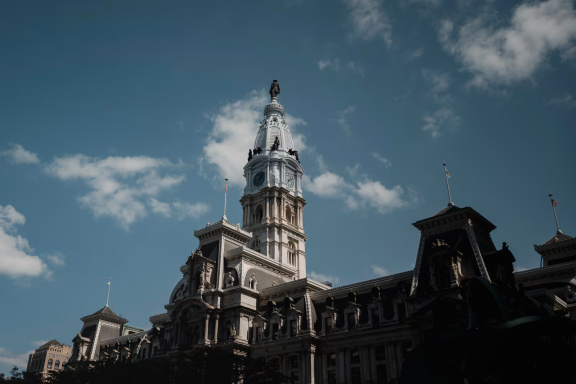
271 136 280 151
248 149 253 161
269 80 280 100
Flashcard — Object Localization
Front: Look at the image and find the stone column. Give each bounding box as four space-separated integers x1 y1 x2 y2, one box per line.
338 350 347 384
265 196 269 219
203 315 211 341
213 315 219 343
300 206 304 228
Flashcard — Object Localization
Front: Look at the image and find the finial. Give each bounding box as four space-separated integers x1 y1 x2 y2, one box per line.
223 178 229 219
443 161 453 206
106 278 112 307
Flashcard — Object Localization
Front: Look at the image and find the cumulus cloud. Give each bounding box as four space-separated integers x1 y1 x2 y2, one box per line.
439 0 576 88
346 163 362 177
201 90 307 188
548 93 576 108
422 69 450 94
0 347 35 370
344 0 392 45
0 205 50 279
407 47 425 61
45 252 66 266
372 265 390 276
1 143 39 164
303 173 408 213
309 271 340 284
422 107 461 137
32 340 48 347
45 155 208 229
372 153 391 168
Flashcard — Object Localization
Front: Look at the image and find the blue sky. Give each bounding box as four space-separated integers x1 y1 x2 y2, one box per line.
1 0 575 372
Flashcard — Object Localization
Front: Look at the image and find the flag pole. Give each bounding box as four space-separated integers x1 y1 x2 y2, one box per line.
549 190 562 234
444 162 453 206
223 178 228 219
106 278 112 307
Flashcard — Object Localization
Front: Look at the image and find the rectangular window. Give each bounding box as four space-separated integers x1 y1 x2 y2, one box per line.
348 313 356 331
350 349 360 364
255 326 261 342
398 303 406 321
290 320 297 337
270 358 280 371
291 371 299 384
328 370 337 384
372 309 380 328
375 345 386 361
273 323 279 340
327 352 336 367
325 317 332 334
351 367 361 384
290 355 299 369
377 364 388 384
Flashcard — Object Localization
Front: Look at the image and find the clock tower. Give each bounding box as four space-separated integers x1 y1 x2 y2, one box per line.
240 90 307 278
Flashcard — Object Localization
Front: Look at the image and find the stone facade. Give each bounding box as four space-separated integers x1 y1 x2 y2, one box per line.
27 340 71 378
67 96 576 384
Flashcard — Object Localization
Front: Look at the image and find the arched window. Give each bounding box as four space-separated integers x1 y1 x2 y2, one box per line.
249 273 257 290
286 206 295 225
288 242 296 266
54 360 60 370
254 205 263 224
251 239 261 252
47 359 53 369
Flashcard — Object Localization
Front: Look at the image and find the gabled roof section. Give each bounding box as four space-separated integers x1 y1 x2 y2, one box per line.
81 305 128 324
38 339 61 349
89 305 120 318
413 205 496 233
433 203 463 217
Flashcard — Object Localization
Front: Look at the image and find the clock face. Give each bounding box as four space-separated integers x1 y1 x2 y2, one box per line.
253 171 266 187
286 173 295 189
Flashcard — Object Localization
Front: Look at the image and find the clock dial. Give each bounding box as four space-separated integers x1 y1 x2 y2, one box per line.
286 173 295 189
253 171 266 187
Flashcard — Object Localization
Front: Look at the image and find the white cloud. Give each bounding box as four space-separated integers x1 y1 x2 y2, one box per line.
172 201 211 220
45 252 66 266
439 0 576 88
201 90 307 188
371 265 390 276
561 45 576 61
422 69 450 94
548 93 576 108
335 106 356 135
1 143 39 164
0 346 35 370
0 205 50 279
31 340 48 348
422 107 461 137
309 271 340 284
303 173 408 213
45 155 208 229
372 153 391 168
346 163 361 177
407 47 425 60
344 0 392 46
317 57 364 75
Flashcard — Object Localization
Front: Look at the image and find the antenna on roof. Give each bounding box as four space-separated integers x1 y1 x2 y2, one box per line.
106 278 112 307
223 178 229 220
549 190 563 235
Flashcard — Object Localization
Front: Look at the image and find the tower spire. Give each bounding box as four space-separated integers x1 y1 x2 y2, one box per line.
106 278 112 307
443 162 453 206
549 190 563 234
223 178 228 220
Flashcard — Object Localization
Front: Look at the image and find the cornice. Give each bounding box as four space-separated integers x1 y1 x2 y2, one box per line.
225 246 297 277
194 218 252 241
259 278 330 300
413 207 496 235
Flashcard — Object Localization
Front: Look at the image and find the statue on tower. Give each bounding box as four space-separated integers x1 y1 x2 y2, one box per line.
269 80 280 100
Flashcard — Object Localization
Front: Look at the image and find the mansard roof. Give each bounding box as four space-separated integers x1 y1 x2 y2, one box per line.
413 205 496 233
433 203 463 217
89 305 120 318
80 305 128 324
38 339 62 349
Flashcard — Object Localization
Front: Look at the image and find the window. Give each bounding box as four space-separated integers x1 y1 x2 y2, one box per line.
54 361 60 370
270 358 280 371
348 313 356 331
372 308 380 328
273 323 279 340
325 317 333 334
350 349 360 364
377 364 388 384
351 367 361 384
251 239 261 252
375 345 386 361
327 353 336 367
255 326 261 342
47 359 53 369
291 372 299 384
286 206 295 225
255 205 263 224
288 242 296 266
328 370 337 384
285 355 296 369
290 320 297 337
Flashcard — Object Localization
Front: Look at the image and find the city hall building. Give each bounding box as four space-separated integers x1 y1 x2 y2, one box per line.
67 89 576 383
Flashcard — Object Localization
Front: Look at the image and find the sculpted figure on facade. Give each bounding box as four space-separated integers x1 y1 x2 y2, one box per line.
269 80 280 99
225 272 235 288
